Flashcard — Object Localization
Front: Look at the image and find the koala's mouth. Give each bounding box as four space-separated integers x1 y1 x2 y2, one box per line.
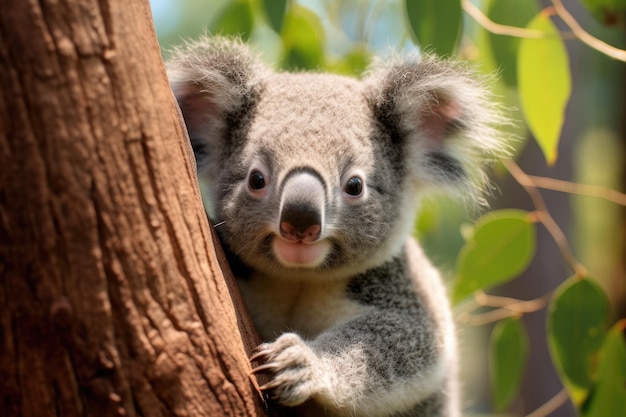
272 237 331 268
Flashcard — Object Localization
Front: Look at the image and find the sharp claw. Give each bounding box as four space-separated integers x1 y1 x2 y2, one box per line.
249 349 271 362
268 393 282 402
252 343 269 353
259 379 284 391
250 363 278 375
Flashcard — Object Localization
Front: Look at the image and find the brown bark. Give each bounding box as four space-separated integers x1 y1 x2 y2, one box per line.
0 1 266 416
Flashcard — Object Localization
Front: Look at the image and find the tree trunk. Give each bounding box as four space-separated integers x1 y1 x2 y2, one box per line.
0 1 267 416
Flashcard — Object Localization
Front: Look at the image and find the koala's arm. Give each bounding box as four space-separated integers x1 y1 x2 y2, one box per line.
251 238 458 417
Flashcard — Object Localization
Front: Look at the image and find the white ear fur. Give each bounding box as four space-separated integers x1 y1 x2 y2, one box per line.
166 36 267 170
366 55 510 204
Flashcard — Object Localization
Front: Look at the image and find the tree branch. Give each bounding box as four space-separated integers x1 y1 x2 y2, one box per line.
457 290 552 326
551 0 626 62
462 0 626 61
504 159 588 278
461 0 563 39
527 175 626 206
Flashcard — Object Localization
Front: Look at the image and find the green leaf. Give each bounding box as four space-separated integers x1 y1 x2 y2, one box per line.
580 0 626 27
280 5 325 70
583 320 626 417
405 0 462 56
453 209 536 303
262 0 288 33
548 277 610 406
518 12 571 165
490 318 529 411
211 0 255 41
325 46 371 76
487 0 539 86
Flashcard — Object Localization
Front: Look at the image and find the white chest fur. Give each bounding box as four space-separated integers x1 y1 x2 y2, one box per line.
237 274 372 342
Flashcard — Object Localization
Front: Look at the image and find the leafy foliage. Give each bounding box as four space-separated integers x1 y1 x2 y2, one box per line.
279 5 325 70
405 0 462 56
518 11 571 165
453 210 536 304
486 0 539 86
489 318 529 410
211 0 255 41
580 0 626 26
262 0 287 32
583 320 626 417
548 277 611 405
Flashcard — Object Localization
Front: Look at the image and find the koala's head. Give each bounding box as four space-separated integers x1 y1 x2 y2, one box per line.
167 37 507 280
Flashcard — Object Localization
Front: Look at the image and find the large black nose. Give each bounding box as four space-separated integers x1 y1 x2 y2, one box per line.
278 170 325 243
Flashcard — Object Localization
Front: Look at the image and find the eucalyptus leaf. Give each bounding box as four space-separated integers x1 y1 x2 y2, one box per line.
548 277 610 405
405 0 462 56
326 47 371 76
583 320 626 417
518 12 571 165
487 0 539 86
262 0 288 33
211 0 255 41
453 210 536 303
280 5 325 70
580 0 626 27
490 318 529 411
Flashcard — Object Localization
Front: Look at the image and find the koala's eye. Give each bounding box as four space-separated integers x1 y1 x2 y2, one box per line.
248 170 266 190
344 176 363 196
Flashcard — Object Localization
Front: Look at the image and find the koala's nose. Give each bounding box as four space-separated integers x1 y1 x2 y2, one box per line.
278 170 326 243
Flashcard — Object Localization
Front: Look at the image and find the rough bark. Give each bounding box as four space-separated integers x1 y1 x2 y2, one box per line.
0 1 266 416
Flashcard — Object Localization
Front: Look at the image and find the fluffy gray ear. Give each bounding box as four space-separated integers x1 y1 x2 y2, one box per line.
367 56 509 203
166 37 266 172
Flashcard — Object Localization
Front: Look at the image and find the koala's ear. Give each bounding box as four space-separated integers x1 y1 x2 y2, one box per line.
367 56 509 203
166 37 265 171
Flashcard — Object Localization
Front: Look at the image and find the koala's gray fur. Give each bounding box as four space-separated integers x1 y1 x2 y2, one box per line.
167 37 507 417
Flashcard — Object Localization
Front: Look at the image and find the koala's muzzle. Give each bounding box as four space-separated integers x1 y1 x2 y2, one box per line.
278 170 326 244
273 169 330 267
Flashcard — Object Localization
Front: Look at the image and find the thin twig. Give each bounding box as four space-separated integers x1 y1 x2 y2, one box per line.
528 175 626 206
457 290 552 326
475 290 552 313
552 0 626 62
503 159 588 278
525 388 569 417
461 0 561 39
458 307 520 326
463 0 626 61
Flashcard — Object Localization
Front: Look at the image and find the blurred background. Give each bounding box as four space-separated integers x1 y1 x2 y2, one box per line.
149 1 625 415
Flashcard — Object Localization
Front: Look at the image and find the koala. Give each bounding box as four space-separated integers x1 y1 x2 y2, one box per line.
167 37 506 417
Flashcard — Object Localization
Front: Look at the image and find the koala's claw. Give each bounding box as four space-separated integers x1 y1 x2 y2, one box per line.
249 362 278 375
249 333 319 407
258 378 286 392
249 347 273 363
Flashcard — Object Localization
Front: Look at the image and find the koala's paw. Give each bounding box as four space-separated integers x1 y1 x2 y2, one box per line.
250 332 320 407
